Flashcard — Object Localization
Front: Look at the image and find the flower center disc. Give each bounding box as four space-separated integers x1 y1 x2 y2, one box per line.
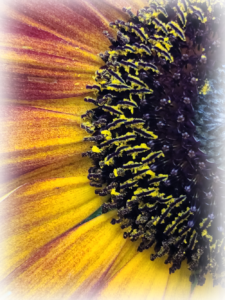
194 66 225 170
82 0 225 287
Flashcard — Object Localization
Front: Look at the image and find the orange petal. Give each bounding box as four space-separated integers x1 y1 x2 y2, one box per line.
98 250 169 300
163 261 192 300
190 274 224 300
6 96 95 116
0 211 130 300
0 105 91 184
0 174 107 280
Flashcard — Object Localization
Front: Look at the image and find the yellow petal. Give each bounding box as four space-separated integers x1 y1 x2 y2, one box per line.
190 274 224 300
98 249 171 300
163 261 192 300
0 211 130 300
0 175 107 280
103 239 140 281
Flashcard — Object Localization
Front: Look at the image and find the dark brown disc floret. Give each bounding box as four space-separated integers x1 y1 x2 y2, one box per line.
82 0 225 287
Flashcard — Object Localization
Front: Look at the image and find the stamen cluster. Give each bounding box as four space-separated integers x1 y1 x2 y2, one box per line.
82 0 225 286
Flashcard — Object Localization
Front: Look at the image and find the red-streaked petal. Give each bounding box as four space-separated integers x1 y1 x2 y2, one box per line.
1 0 145 51
0 28 102 100
1 0 145 101
0 212 130 300
0 175 107 280
0 1 101 100
0 104 91 185
1 0 110 53
190 274 224 300
98 250 171 300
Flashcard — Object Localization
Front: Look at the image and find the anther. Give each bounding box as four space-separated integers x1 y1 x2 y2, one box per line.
198 162 206 169
206 191 213 199
212 40 220 48
184 186 191 193
140 99 148 106
217 212 224 232
171 169 178 176
150 164 157 171
117 31 130 44
154 80 161 87
190 198 197 212
188 208 200 228
191 77 198 84
182 54 189 61
160 98 168 106
139 72 148 80
200 55 207 64
147 140 155 147
188 150 195 158
90 181 102 187
99 51 109 61
103 31 116 43
143 113 150 120
183 97 191 104
162 145 170 152
164 179 171 186
173 73 181 80
213 175 220 183
157 121 165 128
182 132 189 139
177 115 185 122
122 7 135 18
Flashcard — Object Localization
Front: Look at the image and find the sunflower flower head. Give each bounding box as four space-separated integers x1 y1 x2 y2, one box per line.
82 0 225 287
1 0 225 299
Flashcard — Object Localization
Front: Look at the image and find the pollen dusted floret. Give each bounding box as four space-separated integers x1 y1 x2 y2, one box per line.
82 0 225 287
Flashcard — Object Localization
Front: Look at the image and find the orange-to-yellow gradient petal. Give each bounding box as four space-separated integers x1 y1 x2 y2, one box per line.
0 211 131 300
0 104 93 192
0 172 108 280
0 0 144 195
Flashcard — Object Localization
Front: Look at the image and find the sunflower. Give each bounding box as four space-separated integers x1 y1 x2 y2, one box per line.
0 0 225 299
